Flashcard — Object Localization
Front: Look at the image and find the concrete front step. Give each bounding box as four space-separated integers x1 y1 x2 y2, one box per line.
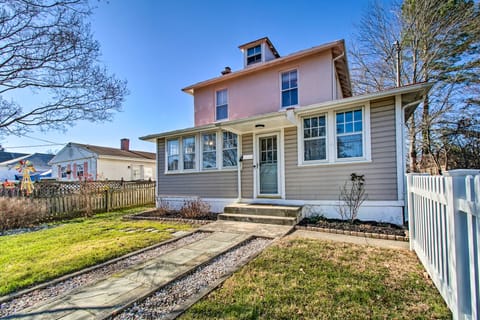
218 213 298 226
224 204 302 218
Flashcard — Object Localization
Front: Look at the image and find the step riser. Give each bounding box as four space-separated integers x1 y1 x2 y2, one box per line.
218 214 297 226
224 207 301 218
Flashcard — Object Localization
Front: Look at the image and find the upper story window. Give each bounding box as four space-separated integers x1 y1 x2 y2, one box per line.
183 136 196 170
202 133 217 169
216 89 228 121
167 139 179 171
281 70 298 107
336 109 363 159
246 45 262 65
222 131 238 167
303 115 327 161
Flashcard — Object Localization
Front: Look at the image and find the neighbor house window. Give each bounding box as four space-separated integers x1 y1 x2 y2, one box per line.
246 45 261 65
202 133 217 169
336 109 363 158
183 136 196 170
303 115 326 161
61 166 67 178
281 70 298 107
216 89 228 121
222 131 238 167
76 164 84 178
167 139 179 171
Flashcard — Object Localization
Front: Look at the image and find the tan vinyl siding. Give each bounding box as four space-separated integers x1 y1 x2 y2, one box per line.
285 97 398 201
241 134 254 198
157 138 237 198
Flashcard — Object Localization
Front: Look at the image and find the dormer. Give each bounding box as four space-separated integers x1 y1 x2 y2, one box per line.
239 37 280 68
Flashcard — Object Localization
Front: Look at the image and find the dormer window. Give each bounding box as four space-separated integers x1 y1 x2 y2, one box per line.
247 45 262 65
239 37 280 68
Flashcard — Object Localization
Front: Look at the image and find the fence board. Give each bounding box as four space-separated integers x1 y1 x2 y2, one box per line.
407 171 480 320
0 181 155 219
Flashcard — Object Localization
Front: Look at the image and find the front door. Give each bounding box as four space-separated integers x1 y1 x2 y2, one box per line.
258 134 279 196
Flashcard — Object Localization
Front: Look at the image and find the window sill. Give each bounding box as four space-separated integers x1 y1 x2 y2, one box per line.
298 159 372 168
164 168 238 175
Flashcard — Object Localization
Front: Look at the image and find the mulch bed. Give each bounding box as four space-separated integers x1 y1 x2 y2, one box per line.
298 216 409 240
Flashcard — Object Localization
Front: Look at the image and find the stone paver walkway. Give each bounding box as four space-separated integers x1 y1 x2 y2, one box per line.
10 222 292 320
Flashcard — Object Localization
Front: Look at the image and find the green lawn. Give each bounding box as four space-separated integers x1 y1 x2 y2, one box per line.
0 207 193 296
182 238 451 320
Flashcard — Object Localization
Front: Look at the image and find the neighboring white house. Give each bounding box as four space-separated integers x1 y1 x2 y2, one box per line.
49 139 156 181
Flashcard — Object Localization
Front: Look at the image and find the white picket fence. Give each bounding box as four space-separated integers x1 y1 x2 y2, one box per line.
407 170 480 320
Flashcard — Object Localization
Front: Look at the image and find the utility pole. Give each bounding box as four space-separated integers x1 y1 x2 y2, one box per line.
394 40 401 87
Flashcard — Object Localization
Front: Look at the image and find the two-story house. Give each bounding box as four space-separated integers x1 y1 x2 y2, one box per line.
141 38 430 225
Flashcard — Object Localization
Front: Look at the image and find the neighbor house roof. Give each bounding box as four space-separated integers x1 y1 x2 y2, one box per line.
0 153 54 168
182 39 352 98
0 151 28 163
71 143 156 160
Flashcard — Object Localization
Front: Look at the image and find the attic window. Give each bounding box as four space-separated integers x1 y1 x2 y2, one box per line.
246 45 261 65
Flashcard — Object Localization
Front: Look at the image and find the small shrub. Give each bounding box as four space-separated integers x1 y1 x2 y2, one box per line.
0 197 48 232
337 173 368 223
179 199 211 219
155 200 171 216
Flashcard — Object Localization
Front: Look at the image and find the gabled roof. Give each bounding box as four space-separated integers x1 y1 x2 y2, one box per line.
72 143 156 160
0 151 28 163
0 152 54 167
182 39 352 98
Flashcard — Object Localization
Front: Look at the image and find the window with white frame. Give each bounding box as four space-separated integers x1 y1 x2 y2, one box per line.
222 131 238 167
303 115 327 161
246 45 261 65
167 139 179 171
281 70 298 107
336 109 363 159
183 136 196 170
60 166 67 178
76 164 84 178
216 89 228 121
202 133 217 169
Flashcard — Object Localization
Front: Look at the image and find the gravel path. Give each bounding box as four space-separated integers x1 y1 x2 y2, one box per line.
0 231 210 317
113 237 271 320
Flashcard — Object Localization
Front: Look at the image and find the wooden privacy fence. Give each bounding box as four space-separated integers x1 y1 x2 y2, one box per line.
407 170 479 320
0 181 156 218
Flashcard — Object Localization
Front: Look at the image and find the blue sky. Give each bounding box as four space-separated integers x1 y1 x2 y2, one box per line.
1 0 384 154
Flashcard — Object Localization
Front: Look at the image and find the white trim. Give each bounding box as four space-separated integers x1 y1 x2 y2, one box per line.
279 68 299 109
255 131 282 198
215 88 229 121
280 128 286 199
395 95 404 201
298 112 328 165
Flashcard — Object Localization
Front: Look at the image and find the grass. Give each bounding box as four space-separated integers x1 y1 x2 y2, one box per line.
0 206 194 296
182 238 451 320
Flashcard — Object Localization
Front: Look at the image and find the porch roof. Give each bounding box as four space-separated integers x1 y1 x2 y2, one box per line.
140 82 431 142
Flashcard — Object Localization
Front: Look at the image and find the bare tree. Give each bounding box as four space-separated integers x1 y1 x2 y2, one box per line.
0 0 128 137
350 0 480 173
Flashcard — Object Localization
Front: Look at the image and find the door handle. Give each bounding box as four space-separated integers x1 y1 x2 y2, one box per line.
253 164 257 169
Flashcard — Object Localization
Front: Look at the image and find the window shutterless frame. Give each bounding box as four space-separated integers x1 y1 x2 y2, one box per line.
280 68 299 108
215 89 228 121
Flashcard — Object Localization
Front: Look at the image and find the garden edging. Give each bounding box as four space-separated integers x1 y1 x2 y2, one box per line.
295 225 409 242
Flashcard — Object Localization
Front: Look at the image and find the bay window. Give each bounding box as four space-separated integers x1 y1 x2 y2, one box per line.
222 131 238 167
167 139 179 171
202 133 217 169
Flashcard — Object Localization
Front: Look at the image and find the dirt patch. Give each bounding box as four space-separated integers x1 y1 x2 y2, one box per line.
299 216 407 237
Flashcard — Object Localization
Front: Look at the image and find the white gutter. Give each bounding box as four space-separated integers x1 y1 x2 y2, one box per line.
332 51 345 100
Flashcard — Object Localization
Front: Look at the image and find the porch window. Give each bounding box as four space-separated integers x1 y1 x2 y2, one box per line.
167 139 179 171
281 69 298 107
183 136 196 170
216 89 228 121
336 109 363 158
202 133 217 169
222 131 238 167
303 115 326 161
246 45 261 65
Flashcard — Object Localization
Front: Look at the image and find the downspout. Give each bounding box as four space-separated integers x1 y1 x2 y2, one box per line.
332 51 345 100
401 97 424 224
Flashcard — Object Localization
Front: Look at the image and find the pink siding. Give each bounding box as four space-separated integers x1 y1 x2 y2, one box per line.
194 51 334 126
